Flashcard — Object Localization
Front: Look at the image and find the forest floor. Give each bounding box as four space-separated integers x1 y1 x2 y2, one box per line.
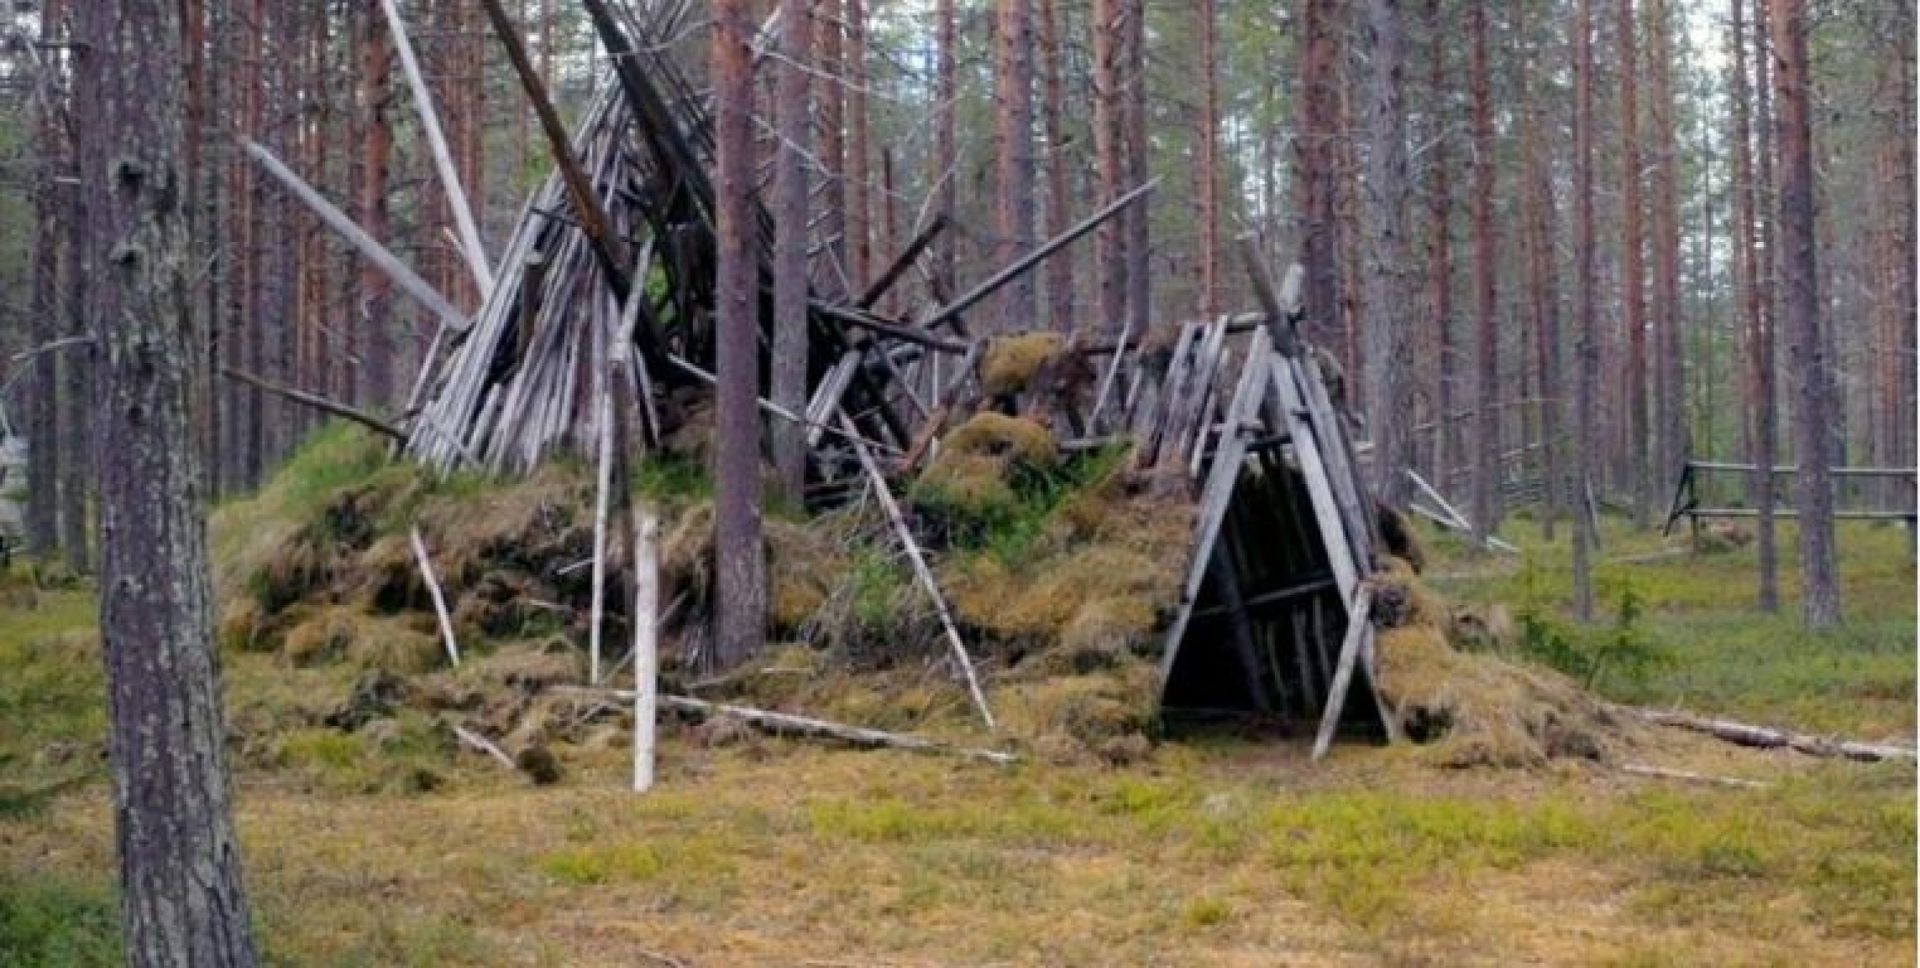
1 516 1913 965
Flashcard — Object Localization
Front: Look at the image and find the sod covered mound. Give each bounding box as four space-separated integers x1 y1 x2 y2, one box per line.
1368 558 1638 768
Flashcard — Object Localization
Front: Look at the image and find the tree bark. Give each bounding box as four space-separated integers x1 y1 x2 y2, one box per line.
1037 0 1074 333
1517 0 1564 540
26 0 62 557
1194 0 1221 319
819 0 849 299
1362 0 1412 510
1617 0 1649 526
712 0 767 666
1765 0 1838 626
1467 0 1498 544
1120 0 1149 339
772 0 814 499
1573 0 1598 620
77 0 259 961
1091 0 1126 337
932 0 958 299
994 0 1036 331
359 0 396 409
845 0 872 292
1295 0 1341 347
1647 0 1684 493
1729 0 1777 610
1422 0 1454 495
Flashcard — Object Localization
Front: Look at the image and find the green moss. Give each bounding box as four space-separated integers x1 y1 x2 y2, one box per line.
0 871 119 967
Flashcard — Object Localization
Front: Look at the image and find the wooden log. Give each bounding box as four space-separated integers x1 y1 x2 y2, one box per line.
632 508 661 793
813 303 969 354
218 366 405 441
839 412 997 729
1311 583 1375 762
242 140 468 332
410 527 461 667
380 0 491 296
1628 707 1918 762
1618 763 1771 789
563 688 1019 765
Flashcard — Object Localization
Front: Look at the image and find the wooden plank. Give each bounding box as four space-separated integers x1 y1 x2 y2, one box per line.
1154 335 1272 691
1311 584 1374 762
243 140 468 332
1293 354 1375 567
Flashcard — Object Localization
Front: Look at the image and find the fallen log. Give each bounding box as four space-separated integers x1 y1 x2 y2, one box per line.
218 366 406 441
557 687 1018 765
1618 762 1771 790
1626 706 1917 762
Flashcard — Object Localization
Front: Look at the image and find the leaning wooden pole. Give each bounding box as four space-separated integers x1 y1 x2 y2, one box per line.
380 0 493 296
477 0 632 301
242 140 468 331
839 412 996 729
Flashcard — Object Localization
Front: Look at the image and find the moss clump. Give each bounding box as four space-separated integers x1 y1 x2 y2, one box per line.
997 662 1160 765
941 412 1059 468
980 331 1067 397
1375 621 1628 769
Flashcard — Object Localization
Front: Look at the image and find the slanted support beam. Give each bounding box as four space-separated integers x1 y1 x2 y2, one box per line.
478 0 632 303
381 0 492 297
242 140 468 332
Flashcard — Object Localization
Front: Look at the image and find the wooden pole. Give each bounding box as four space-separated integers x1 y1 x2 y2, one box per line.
380 0 492 296
217 366 406 441
242 140 468 331
1311 583 1375 761
839 411 996 729
410 526 461 667
632 508 660 792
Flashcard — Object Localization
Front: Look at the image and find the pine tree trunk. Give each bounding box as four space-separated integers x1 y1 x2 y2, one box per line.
1091 0 1126 337
1121 0 1149 336
772 0 814 499
78 0 260 961
360 0 395 409
26 0 62 557
819 0 849 299
933 0 957 298
1517 0 1564 540
1295 0 1341 346
1467 0 1498 544
1423 0 1454 496
846 0 872 292
1765 0 1838 626
993 0 1036 331
1573 0 1598 620
1037 0 1074 333
1195 0 1221 319
712 0 767 667
1361 0 1412 510
1617 0 1649 526
1648 0 1684 491
1731 0 1778 611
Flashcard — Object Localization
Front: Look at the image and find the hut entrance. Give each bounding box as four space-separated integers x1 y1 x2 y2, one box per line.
1148 313 1397 756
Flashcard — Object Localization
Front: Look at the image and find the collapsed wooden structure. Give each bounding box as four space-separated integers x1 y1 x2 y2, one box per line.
250 0 1398 752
